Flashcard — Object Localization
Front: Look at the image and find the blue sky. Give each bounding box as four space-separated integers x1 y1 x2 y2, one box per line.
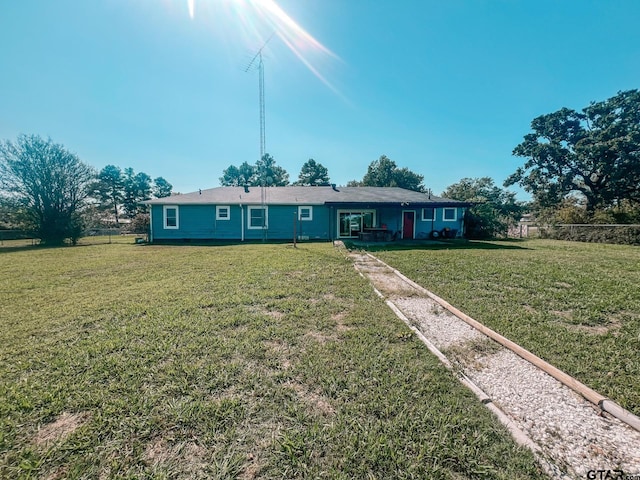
1 1 639 198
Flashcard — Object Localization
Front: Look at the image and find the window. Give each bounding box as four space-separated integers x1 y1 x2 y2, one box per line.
298 206 313 221
443 208 457 221
338 210 375 238
163 205 179 229
248 206 268 229
216 205 230 220
422 208 435 221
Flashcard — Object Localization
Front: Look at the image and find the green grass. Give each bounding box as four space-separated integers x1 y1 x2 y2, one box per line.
0 240 544 479
369 239 640 416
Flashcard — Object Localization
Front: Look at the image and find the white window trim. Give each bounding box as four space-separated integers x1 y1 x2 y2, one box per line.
163 205 179 229
248 205 268 229
421 207 435 221
216 205 230 220
298 206 313 221
443 207 457 222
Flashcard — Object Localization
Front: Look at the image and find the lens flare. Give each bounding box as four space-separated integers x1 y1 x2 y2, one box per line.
186 0 340 93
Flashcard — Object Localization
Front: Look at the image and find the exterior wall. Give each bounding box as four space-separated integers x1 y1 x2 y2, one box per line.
244 204 330 241
341 206 466 239
413 206 466 239
151 204 243 240
151 204 466 242
150 204 331 241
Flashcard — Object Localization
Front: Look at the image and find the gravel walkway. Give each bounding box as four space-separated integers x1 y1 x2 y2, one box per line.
349 251 640 479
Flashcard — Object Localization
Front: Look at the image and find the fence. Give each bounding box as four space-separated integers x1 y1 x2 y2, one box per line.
519 224 640 246
0 229 147 248
0 230 39 246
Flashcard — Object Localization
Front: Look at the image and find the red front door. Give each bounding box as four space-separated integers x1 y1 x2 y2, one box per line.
402 211 415 239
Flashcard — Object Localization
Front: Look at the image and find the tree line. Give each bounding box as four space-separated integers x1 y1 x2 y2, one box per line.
2 89 637 244
92 165 172 224
220 153 426 192
0 134 173 245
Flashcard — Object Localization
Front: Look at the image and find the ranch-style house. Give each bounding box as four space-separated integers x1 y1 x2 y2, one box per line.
144 185 471 243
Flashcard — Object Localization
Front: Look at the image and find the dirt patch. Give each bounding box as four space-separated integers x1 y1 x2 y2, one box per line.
34 412 91 447
331 311 347 323
367 272 419 297
285 381 335 416
238 421 283 479
264 340 293 369
551 310 574 321
304 331 337 344
240 455 263 480
144 439 208 475
443 338 502 370
552 311 622 335
565 320 621 336
251 306 285 320
331 311 353 332
44 466 69 480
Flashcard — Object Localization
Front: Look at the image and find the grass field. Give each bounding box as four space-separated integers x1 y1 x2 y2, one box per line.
0 239 543 479
370 239 640 417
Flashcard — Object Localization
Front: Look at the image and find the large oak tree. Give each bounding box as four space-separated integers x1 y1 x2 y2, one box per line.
506 90 640 211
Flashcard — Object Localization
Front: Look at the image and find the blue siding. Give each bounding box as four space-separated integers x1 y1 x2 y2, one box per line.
414 207 465 239
151 204 244 240
151 204 466 242
151 204 331 241
360 206 466 239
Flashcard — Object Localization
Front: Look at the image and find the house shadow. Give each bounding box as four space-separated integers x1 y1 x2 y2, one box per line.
346 238 532 253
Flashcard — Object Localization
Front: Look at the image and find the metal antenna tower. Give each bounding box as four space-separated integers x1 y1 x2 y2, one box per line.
258 52 265 161
245 34 274 241
245 33 274 162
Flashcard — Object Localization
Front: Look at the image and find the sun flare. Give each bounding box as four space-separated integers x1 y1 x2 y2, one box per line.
184 0 340 92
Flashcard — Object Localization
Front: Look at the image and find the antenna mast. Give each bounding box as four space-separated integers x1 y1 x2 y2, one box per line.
245 34 274 241
245 33 273 162
259 53 265 161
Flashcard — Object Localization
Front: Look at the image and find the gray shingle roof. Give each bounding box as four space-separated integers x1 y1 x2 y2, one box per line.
144 186 470 206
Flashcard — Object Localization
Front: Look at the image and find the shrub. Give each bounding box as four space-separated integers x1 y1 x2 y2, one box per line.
542 225 640 245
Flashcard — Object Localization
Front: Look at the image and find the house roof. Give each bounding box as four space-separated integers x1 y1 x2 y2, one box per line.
144 186 471 207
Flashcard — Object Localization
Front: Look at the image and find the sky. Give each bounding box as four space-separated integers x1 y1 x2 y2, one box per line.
1 0 639 199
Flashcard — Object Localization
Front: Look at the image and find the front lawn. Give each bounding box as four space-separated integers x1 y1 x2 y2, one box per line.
0 241 543 479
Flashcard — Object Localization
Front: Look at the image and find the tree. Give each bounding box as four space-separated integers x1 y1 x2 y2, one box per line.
442 177 523 239
294 159 330 186
122 168 152 217
220 161 256 186
360 155 425 192
506 89 640 212
92 165 124 224
0 134 95 245
153 177 173 198
255 154 289 186
220 154 289 187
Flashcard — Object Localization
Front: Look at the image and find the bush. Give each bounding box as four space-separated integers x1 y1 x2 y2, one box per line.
128 213 150 235
541 225 640 245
